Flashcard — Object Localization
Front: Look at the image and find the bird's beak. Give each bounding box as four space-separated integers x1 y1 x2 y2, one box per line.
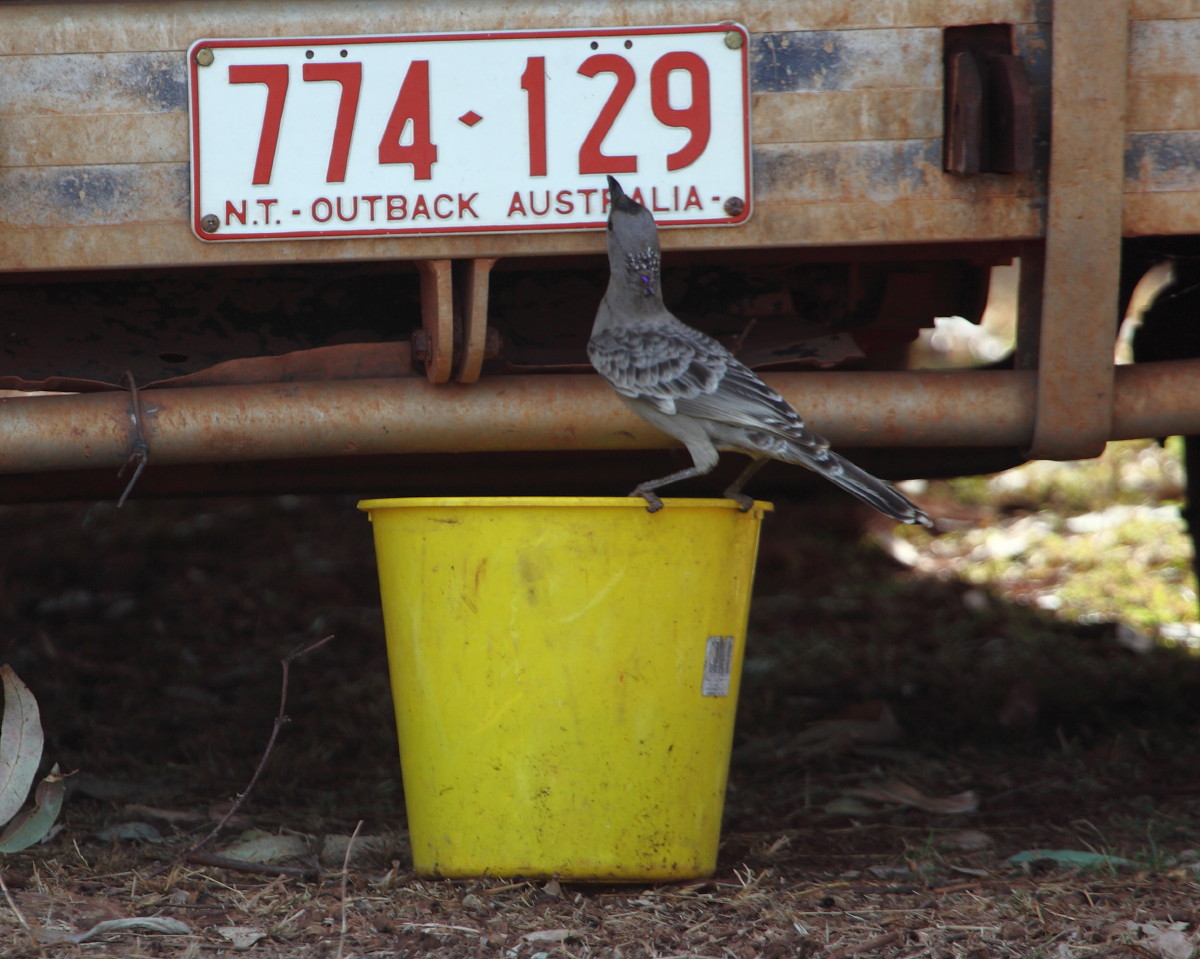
606 175 641 218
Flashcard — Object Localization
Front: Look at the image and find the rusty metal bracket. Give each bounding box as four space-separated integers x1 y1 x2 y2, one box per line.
943 24 1033 176
414 259 454 384
455 257 497 384
1024 0 1129 460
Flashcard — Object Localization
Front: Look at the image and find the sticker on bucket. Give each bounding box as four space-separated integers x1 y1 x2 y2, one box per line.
702 635 734 697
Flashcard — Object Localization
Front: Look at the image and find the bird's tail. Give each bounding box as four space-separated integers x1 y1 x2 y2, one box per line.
786 444 934 528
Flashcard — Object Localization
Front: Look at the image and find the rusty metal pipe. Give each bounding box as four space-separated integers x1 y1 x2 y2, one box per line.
0 362 1197 476
1110 360 1200 440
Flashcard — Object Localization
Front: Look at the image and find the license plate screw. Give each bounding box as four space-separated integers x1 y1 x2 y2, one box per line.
195 47 214 67
723 196 745 217
200 214 220 233
724 31 744 50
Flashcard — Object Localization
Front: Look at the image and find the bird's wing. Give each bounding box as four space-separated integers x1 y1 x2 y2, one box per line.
588 319 820 440
673 355 809 434
587 322 729 415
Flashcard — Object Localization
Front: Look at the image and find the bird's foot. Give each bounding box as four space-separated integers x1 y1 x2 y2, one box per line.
629 487 664 513
723 488 755 512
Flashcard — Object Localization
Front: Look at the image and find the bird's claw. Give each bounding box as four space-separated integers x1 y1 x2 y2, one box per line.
724 489 755 512
629 488 664 513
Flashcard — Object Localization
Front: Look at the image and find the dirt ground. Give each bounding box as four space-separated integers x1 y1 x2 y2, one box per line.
1 485 1199 959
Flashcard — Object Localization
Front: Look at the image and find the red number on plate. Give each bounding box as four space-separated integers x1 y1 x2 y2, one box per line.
378 59 438 180
228 64 289 185
223 42 719 190
302 61 362 183
650 52 711 171
520 56 548 177
577 54 637 175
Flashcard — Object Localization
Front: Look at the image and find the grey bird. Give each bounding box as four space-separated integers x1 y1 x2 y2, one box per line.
588 176 933 528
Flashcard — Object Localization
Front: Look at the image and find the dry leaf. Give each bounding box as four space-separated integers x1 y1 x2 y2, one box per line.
1122 921 1198 959
522 928 578 943
844 780 979 815
0 765 68 853
0 665 43 824
319 832 386 867
219 832 309 863
218 926 267 950
92 821 165 843
1010 849 1136 869
40 916 190 944
792 702 902 757
945 829 993 851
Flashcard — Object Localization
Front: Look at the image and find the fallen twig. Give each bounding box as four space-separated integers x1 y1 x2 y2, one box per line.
158 634 336 876
336 820 363 959
182 852 318 881
824 930 904 959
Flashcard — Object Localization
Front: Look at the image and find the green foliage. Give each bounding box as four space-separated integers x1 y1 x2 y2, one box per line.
934 439 1195 633
742 438 1200 742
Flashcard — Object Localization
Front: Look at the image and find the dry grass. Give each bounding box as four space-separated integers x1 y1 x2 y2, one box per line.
1 440 1199 958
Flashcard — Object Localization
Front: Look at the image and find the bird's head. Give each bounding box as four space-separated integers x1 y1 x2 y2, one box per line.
605 176 662 302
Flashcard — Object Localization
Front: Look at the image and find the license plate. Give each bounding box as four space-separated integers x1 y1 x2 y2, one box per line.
188 24 751 241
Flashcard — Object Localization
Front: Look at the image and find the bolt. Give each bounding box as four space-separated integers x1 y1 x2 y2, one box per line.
200 214 220 233
723 196 745 217
724 31 744 50
484 327 502 360
411 329 431 361
195 47 214 67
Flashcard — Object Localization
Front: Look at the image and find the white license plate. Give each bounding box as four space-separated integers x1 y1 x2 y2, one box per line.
188 24 751 241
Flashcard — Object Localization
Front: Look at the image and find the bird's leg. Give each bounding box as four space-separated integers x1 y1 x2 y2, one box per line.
632 488 664 513
630 464 715 513
723 457 769 511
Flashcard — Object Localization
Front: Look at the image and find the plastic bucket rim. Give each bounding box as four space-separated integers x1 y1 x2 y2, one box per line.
358 496 774 513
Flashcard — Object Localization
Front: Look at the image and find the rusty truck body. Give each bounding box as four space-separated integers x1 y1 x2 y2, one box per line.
1 0 1198 502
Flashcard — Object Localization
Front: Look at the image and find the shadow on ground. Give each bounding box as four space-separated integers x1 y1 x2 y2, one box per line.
1 493 1198 957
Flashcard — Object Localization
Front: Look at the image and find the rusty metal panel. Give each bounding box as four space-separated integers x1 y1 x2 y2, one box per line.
1126 132 1200 193
1 165 185 228
0 51 185 114
1126 19 1200 142
0 2 1047 55
0 0 1049 273
752 90 943 144
0 203 1051 274
1125 192 1200 235
1131 0 1200 16
750 28 941 92
754 141 1039 205
0 114 185 167
1129 17 1200 77
1128 76 1200 133
1121 17 1200 232
1 0 1196 271
1026 0 1127 461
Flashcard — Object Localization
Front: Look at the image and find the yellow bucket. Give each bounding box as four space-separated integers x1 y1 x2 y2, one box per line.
358 496 771 881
